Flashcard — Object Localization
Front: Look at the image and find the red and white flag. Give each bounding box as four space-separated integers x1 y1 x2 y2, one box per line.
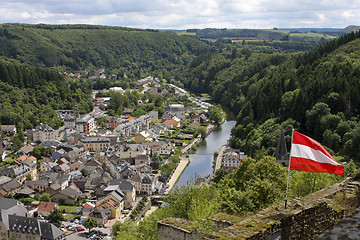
290 131 344 175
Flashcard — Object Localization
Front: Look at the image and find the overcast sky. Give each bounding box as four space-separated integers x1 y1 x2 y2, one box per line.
1 0 359 29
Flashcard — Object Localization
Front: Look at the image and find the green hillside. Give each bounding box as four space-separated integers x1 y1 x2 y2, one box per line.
178 31 360 160
0 23 214 76
0 59 92 130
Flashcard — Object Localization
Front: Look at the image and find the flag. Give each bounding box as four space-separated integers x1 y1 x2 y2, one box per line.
290 131 344 175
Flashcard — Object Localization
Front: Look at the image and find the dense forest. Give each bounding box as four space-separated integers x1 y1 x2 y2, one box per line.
178 31 360 161
0 23 214 79
0 60 93 129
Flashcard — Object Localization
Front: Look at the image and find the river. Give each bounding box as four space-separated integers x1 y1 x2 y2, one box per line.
175 120 237 188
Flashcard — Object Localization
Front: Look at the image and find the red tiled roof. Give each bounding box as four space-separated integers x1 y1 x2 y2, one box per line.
38 201 58 212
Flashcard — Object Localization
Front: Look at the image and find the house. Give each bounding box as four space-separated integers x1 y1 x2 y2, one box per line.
64 115 76 129
222 148 247 173
0 180 22 196
88 207 109 225
1 125 17 135
80 137 110 152
0 139 9 161
173 139 185 147
96 189 124 219
33 123 57 142
76 114 95 135
123 108 135 115
26 180 50 192
107 117 123 129
39 159 58 172
164 118 180 128
129 173 142 194
53 164 70 174
141 174 154 195
107 179 136 209
148 111 158 123
152 142 175 157
199 114 208 124
134 131 152 143
19 144 34 156
164 104 185 122
13 185 35 199
188 120 201 129
134 155 150 165
191 113 201 122
0 198 65 240
37 201 59 217
51 185 84 205
52 149 66 160
0 165 32 183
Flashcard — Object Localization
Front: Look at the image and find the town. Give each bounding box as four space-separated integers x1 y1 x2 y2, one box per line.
0 75 241 240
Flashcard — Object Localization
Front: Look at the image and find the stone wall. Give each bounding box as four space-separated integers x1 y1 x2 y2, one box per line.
158 178 360 240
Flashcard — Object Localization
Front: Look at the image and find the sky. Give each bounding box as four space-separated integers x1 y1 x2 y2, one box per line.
1 0 359 29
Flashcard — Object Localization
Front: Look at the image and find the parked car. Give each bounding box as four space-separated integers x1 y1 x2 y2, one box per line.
76 227 85 231
66 225 74 230
37 215 45 220
74 219 79 224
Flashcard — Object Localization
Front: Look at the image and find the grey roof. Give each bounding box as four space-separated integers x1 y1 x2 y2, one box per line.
26 180 49 187
1 180 21 192
35 123 55 132
142 175 152 184
108 179 134 191
81 137 110 143
0 197 19 210
0 165 31 177
0 176 12 185
8 214 40 235
76 114 93 123
40 221 65 240
1 125 16 132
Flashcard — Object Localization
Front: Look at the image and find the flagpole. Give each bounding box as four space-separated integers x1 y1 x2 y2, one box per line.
285 129 294 209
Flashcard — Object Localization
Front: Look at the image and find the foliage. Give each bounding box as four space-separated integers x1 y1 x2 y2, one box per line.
129 196 148 220
48 207 64 224
83 217 98 232
0 23 213 77
0 59 92 130
150 153 161 170
179 31 360 160
218 156 287 213
196 126 207 139
3 193 14 199
160 162 176 178
81 168 89 177
39 193 52 202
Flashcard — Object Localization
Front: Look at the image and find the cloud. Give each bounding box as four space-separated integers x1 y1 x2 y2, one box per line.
0 0 360 29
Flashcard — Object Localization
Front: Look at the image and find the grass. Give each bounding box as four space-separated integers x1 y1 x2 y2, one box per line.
60 205 79 214
64 214 75 221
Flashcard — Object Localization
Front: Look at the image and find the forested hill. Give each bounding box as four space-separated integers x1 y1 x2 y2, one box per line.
0 23 214 76
178 31 360 160
0 59 93 130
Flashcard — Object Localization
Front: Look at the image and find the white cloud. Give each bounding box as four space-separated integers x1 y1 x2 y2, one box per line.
0 0 360 29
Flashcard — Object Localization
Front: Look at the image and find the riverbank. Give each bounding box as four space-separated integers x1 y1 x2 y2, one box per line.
165 157 190 194
214 145 226 171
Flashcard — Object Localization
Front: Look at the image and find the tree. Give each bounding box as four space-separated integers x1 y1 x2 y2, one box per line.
150 153 161 170
83 217 98 232
3 193 14 199
81 168 89 177
48 207 64 224
39 193 51 202
196 126 207 139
